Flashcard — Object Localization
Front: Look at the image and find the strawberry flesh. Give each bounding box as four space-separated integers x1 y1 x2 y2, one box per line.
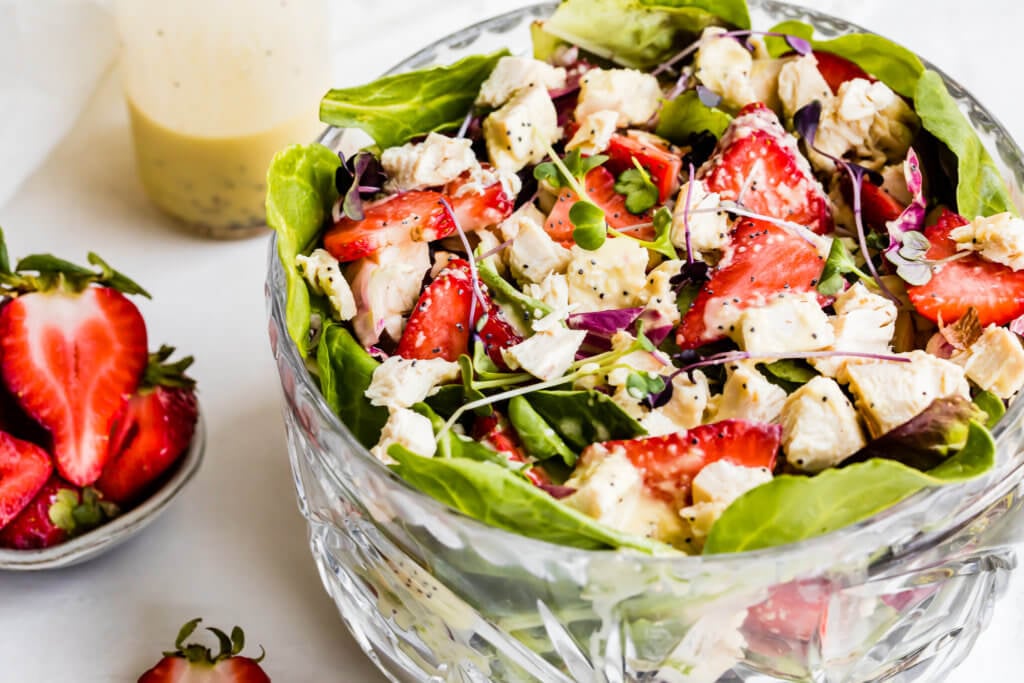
700 102 833 235
0 287 148 487
0 476 77 549
907 210 1024 326
677 219 826 349
0 430 52 530
324 190 455 263
96 385 198 505
138 656 271 683
445 175 515 232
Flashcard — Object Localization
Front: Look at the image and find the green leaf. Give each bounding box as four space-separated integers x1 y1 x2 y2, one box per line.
316 323 388 449
655 90 732 145
625 371 666 400
531 20 568 62
266 143 342 355
533 161 566 189
319 51 508 150
457 354 492 416
705 421 995 553
0 227 10 276
569 201 608 250
615 162 660 215
508 395 578 466
763 20 924 98
542 0 750 69
973 390 1006 429
524 390 647 450
817 238 864 295
758 359 816 392
87 252 151 298
412 403 511 465
477 258 553 323
914 70 1018 218
388 445 675 553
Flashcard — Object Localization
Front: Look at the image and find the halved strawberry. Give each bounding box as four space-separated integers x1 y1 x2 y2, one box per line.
0 430 52 529
324 191 455 263
138 618 270 683
744 579 831 648
813 51 872 94
583 419 781 507
0 286 148 486
395 259 522 363
841 176 906 232
700 103 832 235
96 347 199 506
907 210 1024 326
473 412 550 487
544 166 653 245
446 174 515 232
604 131 682 203
676 219 825 349
0 476 115 549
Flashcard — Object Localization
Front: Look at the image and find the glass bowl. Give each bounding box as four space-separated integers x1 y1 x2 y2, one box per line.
266 3 1024 681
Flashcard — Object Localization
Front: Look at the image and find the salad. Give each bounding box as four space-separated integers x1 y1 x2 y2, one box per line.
268 0 1023 556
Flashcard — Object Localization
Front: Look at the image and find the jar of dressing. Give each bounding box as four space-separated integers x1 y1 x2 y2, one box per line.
114 0 330 238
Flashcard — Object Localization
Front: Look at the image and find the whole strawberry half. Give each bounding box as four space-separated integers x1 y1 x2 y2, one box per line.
0 476 117 550
138 618 270 683
97 346 199 506
0 430 52 530
0 251 150 487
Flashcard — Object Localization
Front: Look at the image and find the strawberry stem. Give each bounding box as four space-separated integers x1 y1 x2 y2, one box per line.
162 618 266 665
142 346 197 390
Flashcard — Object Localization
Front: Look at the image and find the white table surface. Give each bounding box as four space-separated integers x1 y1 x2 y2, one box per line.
0 1 1021 680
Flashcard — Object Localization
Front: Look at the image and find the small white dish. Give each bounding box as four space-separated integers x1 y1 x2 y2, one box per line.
0 412 206 571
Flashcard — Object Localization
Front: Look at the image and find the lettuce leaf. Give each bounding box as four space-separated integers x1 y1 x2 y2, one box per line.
266 143 342 354
705 421 995 554
655 90 732 145
540 0 750 69
914 70 1019 218
763 20 923 98
524 390 647 450
508 395 578 466
388 445 676 553
319 51 507 150
316 323 388 449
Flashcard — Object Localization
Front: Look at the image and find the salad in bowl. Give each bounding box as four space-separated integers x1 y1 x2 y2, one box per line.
266 0 1024 680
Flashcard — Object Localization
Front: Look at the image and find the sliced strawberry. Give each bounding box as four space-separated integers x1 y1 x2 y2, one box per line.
0 476 114 549
544 166 653 245
0 287 148 487
604 131 682 202
0 431 52 530
395 259 522 363
445 174 515 232
96 356 198 506
677 219 825 349
841 176 906 232
583 419 780 507
473 412 550 487
700 103 832 235
907 210 1024 326
324 191 455 263
813 51 873 94
138 618 270 683
744 579 831 648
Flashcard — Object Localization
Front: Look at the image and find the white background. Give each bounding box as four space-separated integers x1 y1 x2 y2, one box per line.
0 1 1022 681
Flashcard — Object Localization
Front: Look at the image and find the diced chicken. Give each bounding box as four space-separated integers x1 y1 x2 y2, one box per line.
484 85 561 172
811 282 898 377
949 212 1024 271
737 292 834 354
370 407 437 464
712 362 788 424
575 68 662 127
566 236 650 312
777 54 833 122
475 56 567 108
500 205 572 284
502 325 586 381
347 241 431 346
296 248 357 321
953 325 1024 399
694 27 757 110
671 179 731 261
365 356 461 409
680 460 773 547
781 376 866 472
565 110 619 155
381 132 478 192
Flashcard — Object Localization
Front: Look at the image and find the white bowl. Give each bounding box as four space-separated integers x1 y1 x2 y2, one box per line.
0 411 206 571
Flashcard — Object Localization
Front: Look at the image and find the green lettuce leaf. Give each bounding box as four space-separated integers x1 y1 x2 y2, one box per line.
763 20 923 98
973 390 1006 429
508 395 578 466
655 90 732 144
266 143 342 354
705 421 995 554
541 0 750 69
316 323 388 449
524 390 647 450
388 445 676 553
319 51 508 150
914 70 1018 218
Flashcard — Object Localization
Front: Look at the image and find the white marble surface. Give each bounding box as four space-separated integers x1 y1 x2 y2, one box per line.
0 1 1021 680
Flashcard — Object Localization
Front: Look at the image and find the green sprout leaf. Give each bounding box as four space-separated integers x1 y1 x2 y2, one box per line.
625 371 666 400
818 238 871 295
614 159 659 215
570 200 608 250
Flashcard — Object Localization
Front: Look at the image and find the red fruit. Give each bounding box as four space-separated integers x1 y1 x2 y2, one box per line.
445 174 515 232
96 347 198 505
676 219 826 349
473 413 550 487
604 131 682 202
700 103 832 235
813 51 873 94
744 579 831 646
138 618 270 683
907 210 1024 326
395 259 522 363
544 166 653 245
0 476 114 549
583 419 781 507
0 431 52 530
841 176 906 231
0 287 148 487
324 190 455 263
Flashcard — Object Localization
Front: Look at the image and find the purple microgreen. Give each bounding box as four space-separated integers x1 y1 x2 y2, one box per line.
672 349 911 379
682 163 697 265
696 85 722 109
703 201 825 249
334 151 385 222
538 483 577 499
885 148 928 252
637 309 675 347
1011 314 1024 338
793 102 902 304
665 70 692 101
456 108 475 139
479 237 514 261
785 35 813 56
367 346 389 362
568 308 645 337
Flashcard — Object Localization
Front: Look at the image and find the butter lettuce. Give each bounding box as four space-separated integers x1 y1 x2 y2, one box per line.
540 0 750 69
320 51 508 150
316 323 388 449
655 90 732 144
